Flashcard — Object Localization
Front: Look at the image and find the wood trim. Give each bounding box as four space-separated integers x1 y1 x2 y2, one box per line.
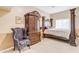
42 16 45 33
0 33 14 51
0 47 13 53
50 18 53 27
44 34 69 43
24 11 41 18
69 8 76 46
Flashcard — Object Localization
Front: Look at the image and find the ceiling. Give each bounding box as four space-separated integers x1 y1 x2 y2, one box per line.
0 6 78 17
35 6 78 14
0 7 11 17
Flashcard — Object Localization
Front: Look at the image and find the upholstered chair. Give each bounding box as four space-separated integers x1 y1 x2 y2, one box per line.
11 28 30 52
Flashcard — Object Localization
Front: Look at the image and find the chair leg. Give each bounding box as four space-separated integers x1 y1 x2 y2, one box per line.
13 44 16 51
18 49 21 53
13 42 16 51
27 45 30 49
18 46 21 53
13 47 15 51
29 46 30 49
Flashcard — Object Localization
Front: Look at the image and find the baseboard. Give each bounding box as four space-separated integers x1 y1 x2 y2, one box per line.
0 47 14 53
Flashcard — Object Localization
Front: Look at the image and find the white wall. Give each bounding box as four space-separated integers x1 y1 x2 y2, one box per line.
50 10 70 28
0 7 25 33
0 6 50 33
75 7 79 30
50 7 79 35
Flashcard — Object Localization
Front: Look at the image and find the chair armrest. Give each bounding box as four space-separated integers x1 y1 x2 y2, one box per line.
14 36 19 43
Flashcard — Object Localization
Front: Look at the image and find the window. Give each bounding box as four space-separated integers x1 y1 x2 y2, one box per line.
55 19 70 29
44 19 50 27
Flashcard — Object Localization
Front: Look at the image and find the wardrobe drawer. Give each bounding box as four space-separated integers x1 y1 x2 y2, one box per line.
29 32 40 45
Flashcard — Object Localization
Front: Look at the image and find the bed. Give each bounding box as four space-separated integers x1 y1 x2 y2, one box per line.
42 8 76 46
44 28 70 40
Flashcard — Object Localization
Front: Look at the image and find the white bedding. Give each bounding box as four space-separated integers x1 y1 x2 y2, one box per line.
44 28 70 39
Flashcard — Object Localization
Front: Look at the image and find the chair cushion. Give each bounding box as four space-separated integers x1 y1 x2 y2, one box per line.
19 39 30 48
12 28 24 40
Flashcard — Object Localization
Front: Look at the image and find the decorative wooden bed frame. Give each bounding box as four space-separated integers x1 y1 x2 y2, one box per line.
42 8 76 46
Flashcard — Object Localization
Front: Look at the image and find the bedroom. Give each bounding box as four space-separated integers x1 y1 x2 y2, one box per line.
0 6 79 53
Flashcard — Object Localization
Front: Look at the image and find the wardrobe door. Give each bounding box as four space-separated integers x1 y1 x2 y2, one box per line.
25 16 29 35
29 16 36 32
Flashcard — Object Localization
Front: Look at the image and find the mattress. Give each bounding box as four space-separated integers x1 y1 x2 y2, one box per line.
44 28 70 39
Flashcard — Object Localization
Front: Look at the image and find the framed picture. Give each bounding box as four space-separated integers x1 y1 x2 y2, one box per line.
15 16 23 24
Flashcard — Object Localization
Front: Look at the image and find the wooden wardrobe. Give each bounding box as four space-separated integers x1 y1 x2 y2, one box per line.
24 11 41 45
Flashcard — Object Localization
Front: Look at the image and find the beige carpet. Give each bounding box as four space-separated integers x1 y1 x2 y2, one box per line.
4 38 79 53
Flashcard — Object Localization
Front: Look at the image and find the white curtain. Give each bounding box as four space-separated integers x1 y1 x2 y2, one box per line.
55 19 70 30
